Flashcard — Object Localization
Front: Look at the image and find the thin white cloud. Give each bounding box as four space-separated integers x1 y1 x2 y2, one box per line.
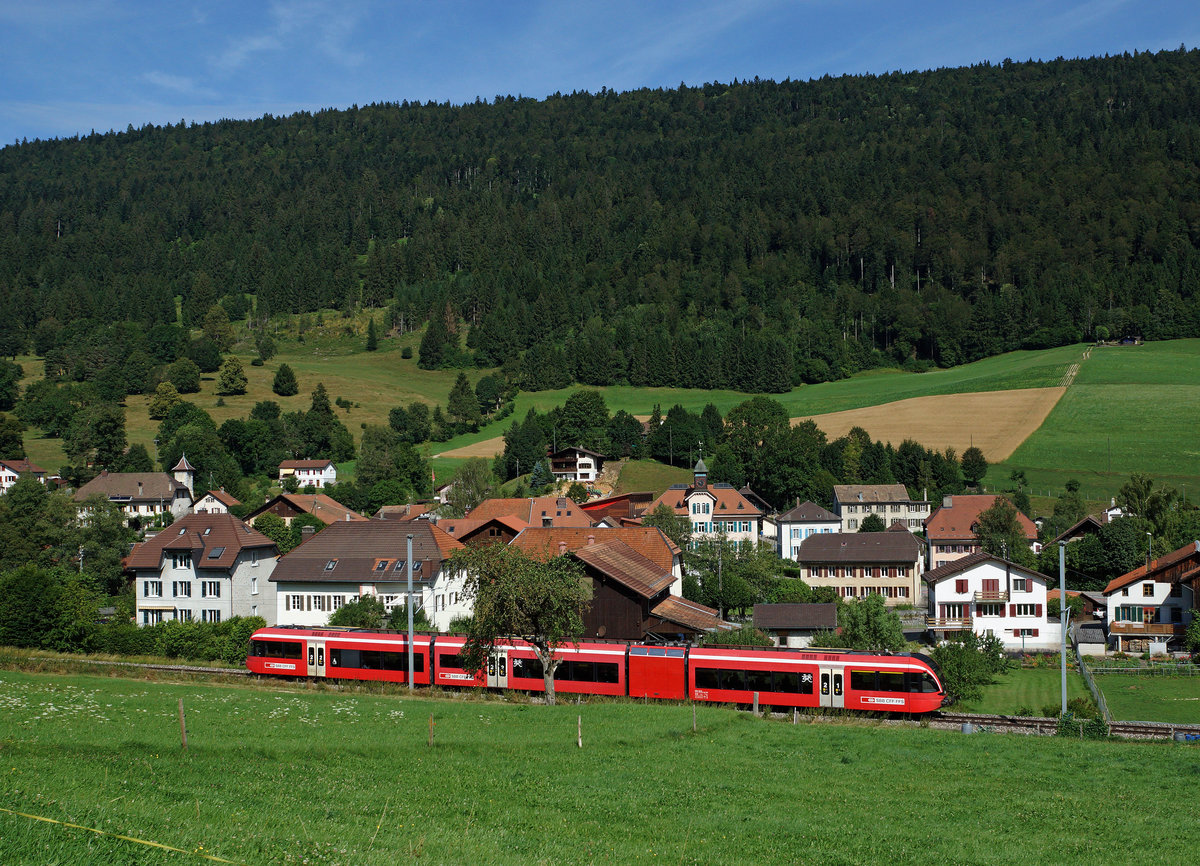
142 70 217 99
211 0 365 75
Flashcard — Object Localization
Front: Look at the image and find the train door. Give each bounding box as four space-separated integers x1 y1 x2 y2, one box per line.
819 667 844 709
487 650 508 689
307 640 326 677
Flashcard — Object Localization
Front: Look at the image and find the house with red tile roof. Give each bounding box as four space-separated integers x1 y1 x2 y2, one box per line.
0 458 46 494
643 460 762 551
925 494 1039 569
269 520 466 630
466 496 594 528
439 514 529 547
245 493 366 528
511 528 724 641
193 488 240 514
1102 541 1198 652
278 459 337 488
125 513 278 626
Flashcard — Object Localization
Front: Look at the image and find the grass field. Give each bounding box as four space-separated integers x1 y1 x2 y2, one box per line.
1094 673 1200 724
956 666 1090 716
613 459 692 495
1 669 1198 865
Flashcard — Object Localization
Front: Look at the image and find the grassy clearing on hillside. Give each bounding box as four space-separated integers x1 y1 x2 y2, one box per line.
0 670 1197 865
614 459 693 494
990 340 1200 499
1094 673 1200 724
956 666 1090 716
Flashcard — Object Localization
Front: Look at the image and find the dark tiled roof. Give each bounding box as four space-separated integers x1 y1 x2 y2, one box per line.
279 459 335 470
651 596 726 632
75 471 190 503
573 540 674 599
248 494 366 525
779 501 839 522
1103 541 1200 595
922 551 1050 585
270 520 463 584
126 513 276 570
795 531 922 564
439 515 528 538
509 527 680 572
753 603 838 630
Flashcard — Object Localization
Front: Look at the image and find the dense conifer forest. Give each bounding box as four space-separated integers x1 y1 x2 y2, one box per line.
2 48 1200 390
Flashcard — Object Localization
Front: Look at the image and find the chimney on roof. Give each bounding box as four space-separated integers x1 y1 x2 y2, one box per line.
857 492 863 501
345 513 350 521
559 541 568 555
943 495 952 508
796 497 800 507
137 481 143 494
587 534 595 546
301 525 316 538
101 469 108 477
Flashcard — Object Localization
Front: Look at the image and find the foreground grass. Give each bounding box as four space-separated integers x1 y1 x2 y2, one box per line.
956 666 1090 716
1095 673 1200 724
1 670 1199 865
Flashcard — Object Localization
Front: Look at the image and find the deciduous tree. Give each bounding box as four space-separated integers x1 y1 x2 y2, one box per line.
216 356 248 396
450 543 590 705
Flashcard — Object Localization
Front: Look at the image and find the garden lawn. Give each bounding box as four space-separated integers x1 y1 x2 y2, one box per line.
955 666 1090 716
1 670 1199 865
1094 673 1200 724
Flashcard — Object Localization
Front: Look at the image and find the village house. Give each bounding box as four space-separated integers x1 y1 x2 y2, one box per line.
777 500 841 560
1102 541 1198 653
73 456 195 527
269 520 467 630
643 459 763 551
0 458 46 493
922 551 1060 651
465 496 594 529
245 493 366 528
510 527 724 642
278 459 337 489
439 514 528 548
548 447 605 483
925 494 1040 569
832 484 929 533
793 528 925 605
126 512 278 626
193 488 240 515
753 603 839 648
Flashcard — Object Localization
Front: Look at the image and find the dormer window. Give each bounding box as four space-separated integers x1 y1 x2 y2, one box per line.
324 559 338 572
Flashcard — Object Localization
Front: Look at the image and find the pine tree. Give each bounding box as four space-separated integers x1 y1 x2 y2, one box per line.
418 307 448 369
366 317 378 352
216 356 248 395
273 363 299 397
447 372 481 427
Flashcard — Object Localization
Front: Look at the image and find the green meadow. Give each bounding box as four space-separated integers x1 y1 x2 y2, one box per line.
1094 673 1200 724
0 669 1197 865
955 666 1091 716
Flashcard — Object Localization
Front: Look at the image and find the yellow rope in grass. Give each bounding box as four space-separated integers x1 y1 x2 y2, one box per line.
0 805 246 864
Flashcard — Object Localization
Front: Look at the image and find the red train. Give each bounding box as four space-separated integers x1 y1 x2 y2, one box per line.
246 626 946 713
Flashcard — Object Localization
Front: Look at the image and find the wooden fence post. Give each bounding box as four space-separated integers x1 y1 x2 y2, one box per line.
577 715 582 748
178 698 188 751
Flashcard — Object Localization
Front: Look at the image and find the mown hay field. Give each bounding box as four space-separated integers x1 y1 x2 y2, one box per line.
1 669 1198 865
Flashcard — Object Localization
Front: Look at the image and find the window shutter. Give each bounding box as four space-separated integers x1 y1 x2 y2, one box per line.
956 579 967 593
1032 629 1039 638
1010 604 1017 616
1036 604 1042 617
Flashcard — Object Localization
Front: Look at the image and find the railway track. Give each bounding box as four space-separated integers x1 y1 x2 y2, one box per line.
32 657 251 676
934 711 1200 740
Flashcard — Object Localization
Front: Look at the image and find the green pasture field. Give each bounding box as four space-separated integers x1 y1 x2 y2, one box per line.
991 340 1200 499
1 670 1198 865
1093 673 1200 724
613 459 692 495
955 666 1090 716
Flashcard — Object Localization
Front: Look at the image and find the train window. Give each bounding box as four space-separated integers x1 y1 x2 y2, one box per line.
512 657 544 679
718 669 747 691
774 671 815 695
573 661 597 682
917 672 940 693
596 662 619 684
850 670 876 691
250 640 303 659
877 672 906 692
695 668 719 689
439 653 467 669
746 669 773 693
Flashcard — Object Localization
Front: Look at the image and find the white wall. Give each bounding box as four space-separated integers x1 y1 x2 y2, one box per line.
928 560 1059 651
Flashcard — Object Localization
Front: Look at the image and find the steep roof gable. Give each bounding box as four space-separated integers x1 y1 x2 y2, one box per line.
126 513 276 571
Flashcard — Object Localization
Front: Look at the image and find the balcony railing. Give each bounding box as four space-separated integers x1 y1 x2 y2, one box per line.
926 617 973 630
973 590 1009 602
1109 621 1186 637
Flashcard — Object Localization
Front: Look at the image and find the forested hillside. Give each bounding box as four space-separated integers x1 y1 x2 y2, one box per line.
2 49 1200 390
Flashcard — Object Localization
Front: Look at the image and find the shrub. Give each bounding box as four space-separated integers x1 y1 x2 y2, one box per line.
401 346 413 359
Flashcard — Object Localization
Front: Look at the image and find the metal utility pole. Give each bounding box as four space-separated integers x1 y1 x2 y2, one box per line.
1059 541 1067 717
407 533 414 692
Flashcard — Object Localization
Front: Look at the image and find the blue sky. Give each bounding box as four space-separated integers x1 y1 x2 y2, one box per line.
2 0 1198 146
